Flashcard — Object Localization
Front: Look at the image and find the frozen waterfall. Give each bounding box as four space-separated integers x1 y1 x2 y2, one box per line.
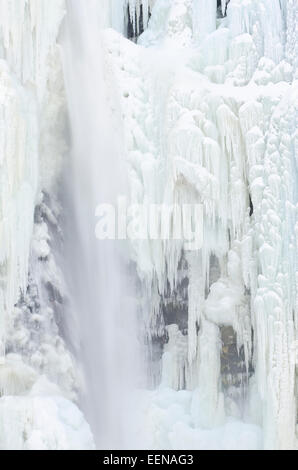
61 0 140 449
0 0 296 451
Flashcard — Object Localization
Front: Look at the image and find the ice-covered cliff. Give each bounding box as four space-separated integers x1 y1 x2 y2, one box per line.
0 0 94 450
104 0 297 450
0 0 296 451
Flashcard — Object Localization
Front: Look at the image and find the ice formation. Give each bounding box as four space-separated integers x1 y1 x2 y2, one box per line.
0 0 296 451
0 0 94 450
103 0 297 450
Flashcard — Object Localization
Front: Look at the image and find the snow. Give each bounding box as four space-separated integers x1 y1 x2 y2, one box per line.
0 391 94 450
0 0 93 450
0 0 296 451
104 0 297 450
0 355 94 450
0 0 66 363
138 387 262 450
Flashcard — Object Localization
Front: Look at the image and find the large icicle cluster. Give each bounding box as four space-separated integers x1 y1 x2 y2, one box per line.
104 0 297 449
0 0 296 451
0 0 65 360
97 0 156 37
0 0 94 450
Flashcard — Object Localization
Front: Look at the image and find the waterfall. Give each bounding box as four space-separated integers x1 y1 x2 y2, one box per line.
0 0 296 451
61 0 139 449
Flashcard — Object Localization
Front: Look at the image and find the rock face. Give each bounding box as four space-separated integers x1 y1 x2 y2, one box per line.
106 0 297 449
0 0 296 451
0 0 94 450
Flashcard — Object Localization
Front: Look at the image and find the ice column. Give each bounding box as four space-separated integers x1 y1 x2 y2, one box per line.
192 0 217 42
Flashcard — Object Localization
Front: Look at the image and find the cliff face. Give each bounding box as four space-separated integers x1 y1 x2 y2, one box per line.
105 0 297 449
0 0 64 360
0 0 95 450
0 0 296 450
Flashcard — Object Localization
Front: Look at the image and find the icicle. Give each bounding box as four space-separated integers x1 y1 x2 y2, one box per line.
110 0 127 34
128 0 137 37
101 0 296 449
221 0 227 16
0 1 65 364
191 319 225 428
161 325 188 390
193 0 217 43
142 0 149 31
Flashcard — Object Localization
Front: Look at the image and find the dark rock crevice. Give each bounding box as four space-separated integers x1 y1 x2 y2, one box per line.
126 4 151 42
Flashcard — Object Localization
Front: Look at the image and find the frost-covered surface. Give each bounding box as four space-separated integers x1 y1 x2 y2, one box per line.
138 387 262 450
0 0 94 450
0 374 94 450
104 0 298 450
0 0 297 451
0 0 66 359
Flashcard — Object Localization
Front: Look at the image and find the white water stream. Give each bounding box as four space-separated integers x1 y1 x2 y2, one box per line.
61 0 139 449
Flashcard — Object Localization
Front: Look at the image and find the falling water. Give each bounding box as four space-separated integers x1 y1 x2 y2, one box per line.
61 0 139 449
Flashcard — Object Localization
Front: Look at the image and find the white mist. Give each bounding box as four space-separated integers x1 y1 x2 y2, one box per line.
61 0 139 449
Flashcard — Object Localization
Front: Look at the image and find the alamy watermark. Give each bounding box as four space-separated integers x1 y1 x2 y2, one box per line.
95 196 203 250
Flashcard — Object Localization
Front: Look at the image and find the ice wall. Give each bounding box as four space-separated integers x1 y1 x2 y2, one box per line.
0 0 296 451
104 0 298 449
97 0 156 36
0 0 147 450
0 0 65 361
0 0 95 450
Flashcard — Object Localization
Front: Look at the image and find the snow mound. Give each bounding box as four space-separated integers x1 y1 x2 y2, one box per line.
0 377 95 450
140 387 262 450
